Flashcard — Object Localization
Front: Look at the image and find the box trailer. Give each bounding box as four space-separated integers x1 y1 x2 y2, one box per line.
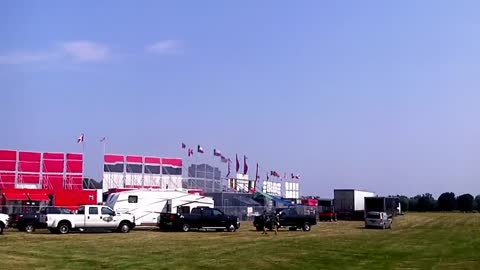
334 189 375 220
364 197 401 218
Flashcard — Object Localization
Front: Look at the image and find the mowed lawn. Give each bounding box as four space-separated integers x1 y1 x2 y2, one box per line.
1 213 480 270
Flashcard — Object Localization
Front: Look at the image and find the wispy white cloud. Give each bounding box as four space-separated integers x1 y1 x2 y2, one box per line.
61 41 110 62
0 40 110 65
145 40 182 55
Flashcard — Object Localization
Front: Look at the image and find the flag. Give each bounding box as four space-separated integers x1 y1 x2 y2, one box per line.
100 137 106 142
284 172 287 179
235 154 240 173
255 163 259 182
266 173 269 181
226 160 231 178
220 155 228 163
214 149 222 157
270 171 280 177
181 143 186 149
188 149 194 157
197 145 204 153
77 133 84 143
243 155 248 175
291 173 300 180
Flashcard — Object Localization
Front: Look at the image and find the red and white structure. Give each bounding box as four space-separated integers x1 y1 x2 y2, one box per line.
103 154 183 192
0 149 98 214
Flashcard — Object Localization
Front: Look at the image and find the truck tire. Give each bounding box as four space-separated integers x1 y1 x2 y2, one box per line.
181 223 190 232
25 224 35 233
227 224 236 232
118 222 131 233
302 222 311 231
58 221 71 234
0 223 4 234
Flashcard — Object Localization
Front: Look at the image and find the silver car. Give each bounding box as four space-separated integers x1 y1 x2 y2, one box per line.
365 211 392 229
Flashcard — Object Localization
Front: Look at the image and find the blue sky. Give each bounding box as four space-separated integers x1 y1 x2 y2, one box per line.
1 1 480 197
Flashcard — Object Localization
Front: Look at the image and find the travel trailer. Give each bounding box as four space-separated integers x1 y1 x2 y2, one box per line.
105 189 214 226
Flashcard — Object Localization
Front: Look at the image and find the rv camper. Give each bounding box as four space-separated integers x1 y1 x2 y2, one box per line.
106 189 214 226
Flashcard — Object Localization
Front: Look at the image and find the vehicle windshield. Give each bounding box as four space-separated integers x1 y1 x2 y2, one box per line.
367 213 381 219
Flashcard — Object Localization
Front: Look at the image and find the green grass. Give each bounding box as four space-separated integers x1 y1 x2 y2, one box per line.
1 213 480 269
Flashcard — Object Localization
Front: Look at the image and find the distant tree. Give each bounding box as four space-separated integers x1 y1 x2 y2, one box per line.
437 192 456 211
395 195 409 212
408 196 419 211
456 194 474 212
474 195 480 211
416 193 436 212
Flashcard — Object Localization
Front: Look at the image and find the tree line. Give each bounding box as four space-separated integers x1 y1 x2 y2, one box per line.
395 193 480 212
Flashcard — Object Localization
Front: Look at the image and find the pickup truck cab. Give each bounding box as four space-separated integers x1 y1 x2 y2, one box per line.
365 211 392 229
254 207 317 231
159 207 240 232
43 205 136 234
0 213 9 234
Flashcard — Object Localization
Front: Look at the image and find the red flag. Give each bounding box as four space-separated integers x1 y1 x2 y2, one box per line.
235 154 240 173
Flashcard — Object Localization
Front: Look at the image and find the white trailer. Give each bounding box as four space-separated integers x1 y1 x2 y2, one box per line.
334 189 376 220
105 189 214 226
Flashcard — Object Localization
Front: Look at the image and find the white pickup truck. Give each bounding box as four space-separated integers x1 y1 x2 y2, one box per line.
43 205 135 234
0 213 9 234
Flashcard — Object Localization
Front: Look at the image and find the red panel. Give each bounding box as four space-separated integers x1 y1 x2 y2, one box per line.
43 159 64 173
19 174 40 184
161 158 182 167
0 150 16 160
66 153 83 161
43 152 64 160
3 192 28 200
66 160 83 173
0 160 16 171
18 161 41 172
0 173 15 188
52 190 97 210
126 155 142 163
27 193 50 201
43 174 64 190
145 156 161 164
104 154 124 163
19 151 41 162
66 175 83 190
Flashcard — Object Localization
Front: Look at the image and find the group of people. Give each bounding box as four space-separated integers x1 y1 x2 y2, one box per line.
261 210 281 235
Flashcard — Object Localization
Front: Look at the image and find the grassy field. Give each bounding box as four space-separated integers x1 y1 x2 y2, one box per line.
1 212 480 270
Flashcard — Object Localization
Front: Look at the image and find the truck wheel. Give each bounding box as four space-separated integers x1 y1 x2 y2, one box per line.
0 223 4 234
181 223 190 232
118 222 131 233
227 224 236 232
58 222 71 234
25 224 35 233
302 222 311 231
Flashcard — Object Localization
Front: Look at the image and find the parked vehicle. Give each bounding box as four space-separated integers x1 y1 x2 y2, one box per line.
106 189 214 226
318 199 337 222
253 207 317 231
365 211 392 229
364 197 401 218
334 189 376 220
13 207 72 233
42 205 135 234
0 213 9 234
159 206 240 232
